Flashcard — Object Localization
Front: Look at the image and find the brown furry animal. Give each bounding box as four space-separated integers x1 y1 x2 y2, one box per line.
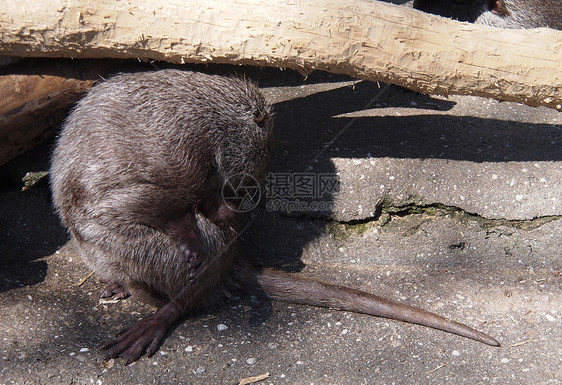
50 69 498 365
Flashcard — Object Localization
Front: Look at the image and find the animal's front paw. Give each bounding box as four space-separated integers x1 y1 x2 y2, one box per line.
183 249 204 279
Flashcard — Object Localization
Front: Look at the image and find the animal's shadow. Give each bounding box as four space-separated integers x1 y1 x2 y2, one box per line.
238 68 560 325
246 69 559 239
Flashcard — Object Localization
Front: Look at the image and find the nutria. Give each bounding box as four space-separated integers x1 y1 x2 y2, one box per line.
50 69 499 365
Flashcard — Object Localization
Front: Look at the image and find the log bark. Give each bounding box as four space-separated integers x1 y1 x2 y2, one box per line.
0 0 560 111
0 60 120 166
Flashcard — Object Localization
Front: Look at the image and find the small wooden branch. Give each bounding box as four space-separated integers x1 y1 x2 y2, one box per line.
0 0 560 110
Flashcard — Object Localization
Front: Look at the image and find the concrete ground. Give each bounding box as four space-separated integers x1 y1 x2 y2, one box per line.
0 65 560 385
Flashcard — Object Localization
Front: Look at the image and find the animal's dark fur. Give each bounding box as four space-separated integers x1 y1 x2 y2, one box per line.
50 69 498 365
51 70 272 312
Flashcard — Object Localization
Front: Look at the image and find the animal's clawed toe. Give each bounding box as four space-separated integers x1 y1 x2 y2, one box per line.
100 281 131 300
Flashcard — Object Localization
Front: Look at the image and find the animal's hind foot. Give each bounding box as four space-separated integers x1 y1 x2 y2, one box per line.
102 301 182 365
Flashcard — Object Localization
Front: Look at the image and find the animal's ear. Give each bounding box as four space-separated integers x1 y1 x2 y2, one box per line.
254 111 270 127
490 0 507 15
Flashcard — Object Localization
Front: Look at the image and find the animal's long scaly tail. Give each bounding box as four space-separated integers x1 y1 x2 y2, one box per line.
252 267 500 347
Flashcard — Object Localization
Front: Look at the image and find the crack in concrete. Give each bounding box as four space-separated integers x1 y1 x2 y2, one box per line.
336 201 561 232
267 200 560 237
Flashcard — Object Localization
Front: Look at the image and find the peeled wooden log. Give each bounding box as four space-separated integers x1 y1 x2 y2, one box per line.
0 0 561 110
